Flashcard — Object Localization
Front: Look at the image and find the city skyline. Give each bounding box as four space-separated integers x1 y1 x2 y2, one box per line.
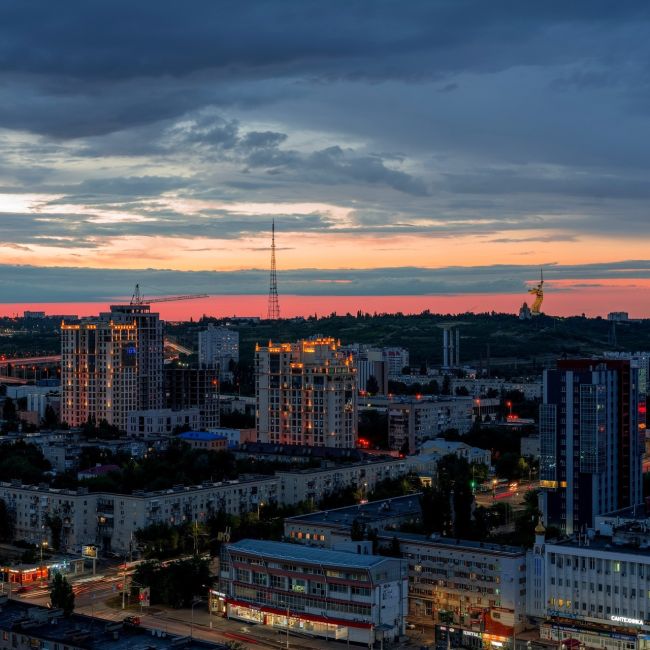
2 2 650 315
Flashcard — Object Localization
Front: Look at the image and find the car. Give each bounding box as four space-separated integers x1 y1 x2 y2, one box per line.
123 616 141 626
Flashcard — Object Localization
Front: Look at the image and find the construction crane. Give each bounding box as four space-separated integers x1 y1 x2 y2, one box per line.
528 269 544 315
130 283 208 305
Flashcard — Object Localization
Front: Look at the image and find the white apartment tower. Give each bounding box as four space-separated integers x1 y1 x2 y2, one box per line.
255 337 357 448
198 324 239 378
61 304 163 430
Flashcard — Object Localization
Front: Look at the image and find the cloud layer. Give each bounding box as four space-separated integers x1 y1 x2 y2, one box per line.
0 2 649 305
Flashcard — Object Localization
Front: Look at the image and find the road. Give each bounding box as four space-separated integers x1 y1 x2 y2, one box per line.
474 480 539 509
6 573 372 650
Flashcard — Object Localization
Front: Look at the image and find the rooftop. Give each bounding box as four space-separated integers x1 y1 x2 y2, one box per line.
227 538 392 568
285 494 422 527
0 598 223 650
391 531 525 557
179 431 227 442
549 535 650 557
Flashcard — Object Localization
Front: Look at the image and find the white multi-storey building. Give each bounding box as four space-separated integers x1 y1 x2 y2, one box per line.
126 407 201 437
276 457 408 505
0 476 278 555
255 338 357 448
527 513 650 650
198 325 239 380
61 304 163 430
383 347 410 375
219 539 407 645
362 395 474 452
286 500 526 650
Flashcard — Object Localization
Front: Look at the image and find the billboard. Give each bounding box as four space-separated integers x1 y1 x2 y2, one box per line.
82 545 98 559
138 587 150 607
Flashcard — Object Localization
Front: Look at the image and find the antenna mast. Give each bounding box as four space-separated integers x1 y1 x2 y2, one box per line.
267 219 280 320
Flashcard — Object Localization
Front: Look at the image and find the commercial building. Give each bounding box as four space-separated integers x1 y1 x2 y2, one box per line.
276 457 408 505
126 407 201 437
165 366 220 429
255 337 357 448
286 499 526 650
61 304 164 430
198 324 239 380
540 359 643 535
527 513 650 650
219 538 408 645
399 534 526 649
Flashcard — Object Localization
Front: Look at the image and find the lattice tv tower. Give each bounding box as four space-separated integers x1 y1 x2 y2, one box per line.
267 219 280 320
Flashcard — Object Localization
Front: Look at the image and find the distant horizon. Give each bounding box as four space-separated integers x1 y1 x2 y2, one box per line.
0 286 648 321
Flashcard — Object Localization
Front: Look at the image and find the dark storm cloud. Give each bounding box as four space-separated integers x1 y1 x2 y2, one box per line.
0 1 648 138
1 0 650 271
2 261 650 302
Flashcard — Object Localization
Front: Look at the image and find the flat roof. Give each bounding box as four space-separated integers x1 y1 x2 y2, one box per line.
392 531 525 557
179 431 227 441
550 535 650 558
228 539 392 568
285 494 422 526
0 599 220 650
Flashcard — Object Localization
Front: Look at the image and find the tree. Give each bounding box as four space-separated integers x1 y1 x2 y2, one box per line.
45 514 63 551
50 572 75 615
350 519 365 541
441 375 451 395
43 405 58 429
2 397 16 422
365 375 379 395
0 498 13 542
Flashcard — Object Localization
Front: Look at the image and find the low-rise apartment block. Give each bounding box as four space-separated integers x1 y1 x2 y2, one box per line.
0 476 278 555
276 457 408 505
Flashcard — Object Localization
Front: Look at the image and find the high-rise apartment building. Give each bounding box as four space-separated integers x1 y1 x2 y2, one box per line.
61 304 163 430
198 324 239 380
540 359 643 535
165 366 220 429
255 337 357 448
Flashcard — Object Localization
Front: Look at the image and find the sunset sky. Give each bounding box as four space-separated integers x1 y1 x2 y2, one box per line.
1 2 650 317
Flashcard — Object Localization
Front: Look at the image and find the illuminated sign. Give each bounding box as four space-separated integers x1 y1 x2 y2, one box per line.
611 616 643 626
82 545 98 559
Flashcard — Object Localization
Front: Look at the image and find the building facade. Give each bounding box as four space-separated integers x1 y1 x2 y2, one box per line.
399 534 527 650
61 304 163 430
219 539 407 645
198 324 239 380
527 516 650 650
126 407 201 437
363 396 473 452
0 476 278 555
276 457 408 506
165 366 220 429
255 338 357 448
540 359 643 535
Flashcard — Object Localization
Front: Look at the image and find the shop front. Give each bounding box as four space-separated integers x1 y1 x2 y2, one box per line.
226 599 371 644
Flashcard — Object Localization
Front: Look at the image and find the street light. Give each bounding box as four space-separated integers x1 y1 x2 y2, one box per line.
190 598 202 640
40 540 48 582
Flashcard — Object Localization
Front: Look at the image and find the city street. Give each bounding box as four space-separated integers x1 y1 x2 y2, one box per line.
8 573 423 650
474 480 539 510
